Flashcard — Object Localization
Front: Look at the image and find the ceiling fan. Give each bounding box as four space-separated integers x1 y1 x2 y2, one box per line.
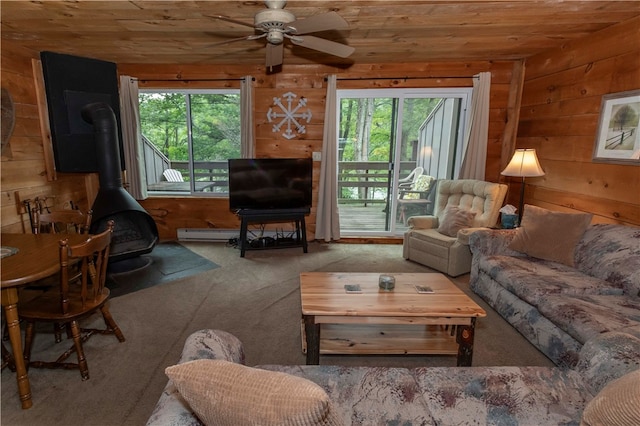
209 0 355 70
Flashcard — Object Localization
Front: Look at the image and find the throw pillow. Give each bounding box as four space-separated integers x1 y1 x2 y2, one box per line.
508 204 592 266
437 205 476 237
165 359 342 426
580 369 640 426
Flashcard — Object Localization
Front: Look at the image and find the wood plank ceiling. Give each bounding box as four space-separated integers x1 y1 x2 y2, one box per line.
2 1 639 67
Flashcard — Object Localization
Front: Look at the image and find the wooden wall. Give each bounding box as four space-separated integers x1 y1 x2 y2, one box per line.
118 61 515 240
4 17 636 241
514 16 640 226
3 51 514 239
1 43 97 234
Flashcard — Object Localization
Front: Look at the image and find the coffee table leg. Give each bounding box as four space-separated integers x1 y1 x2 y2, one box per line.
303 315 320 365
456 318 476 367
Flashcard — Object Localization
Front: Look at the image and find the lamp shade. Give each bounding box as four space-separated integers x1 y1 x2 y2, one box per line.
501 149 545 177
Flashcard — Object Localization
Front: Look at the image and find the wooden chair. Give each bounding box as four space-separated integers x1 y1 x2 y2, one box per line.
1 343 15 372
24 209 93 341
32 209 92 235
2 210 94 344
18 220 125 380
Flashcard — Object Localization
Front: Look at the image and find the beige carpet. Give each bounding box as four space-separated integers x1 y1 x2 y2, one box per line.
1 241 553 426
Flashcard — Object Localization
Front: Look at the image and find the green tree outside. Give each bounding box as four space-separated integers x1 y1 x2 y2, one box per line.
338 96 440 200
139 91 241 164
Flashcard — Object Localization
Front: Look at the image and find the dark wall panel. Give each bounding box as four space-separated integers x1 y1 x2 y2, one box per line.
41 51 124 172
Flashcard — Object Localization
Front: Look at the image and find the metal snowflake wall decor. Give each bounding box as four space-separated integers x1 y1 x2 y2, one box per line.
267 92 312 139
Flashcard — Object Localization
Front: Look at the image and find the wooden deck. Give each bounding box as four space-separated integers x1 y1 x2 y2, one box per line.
338 203 410 235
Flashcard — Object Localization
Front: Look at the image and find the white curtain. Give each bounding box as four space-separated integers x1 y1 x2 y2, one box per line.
241 76 254 158
458 71 491 180
118 75 147 199
315 75 341 241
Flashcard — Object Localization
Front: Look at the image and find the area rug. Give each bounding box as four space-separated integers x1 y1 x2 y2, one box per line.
106 242 220 298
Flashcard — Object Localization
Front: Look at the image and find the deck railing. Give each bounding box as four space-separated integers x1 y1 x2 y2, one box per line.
146 154 416 200
338 161 417 205
168 160 229 192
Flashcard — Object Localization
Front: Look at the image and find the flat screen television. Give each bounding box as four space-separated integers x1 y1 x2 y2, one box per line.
228 158 312 212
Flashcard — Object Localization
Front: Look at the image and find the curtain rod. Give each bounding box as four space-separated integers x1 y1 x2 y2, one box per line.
134 77 255 82
326 75 478 81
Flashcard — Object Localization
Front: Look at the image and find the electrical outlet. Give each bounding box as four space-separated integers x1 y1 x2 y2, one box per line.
312 152 322 162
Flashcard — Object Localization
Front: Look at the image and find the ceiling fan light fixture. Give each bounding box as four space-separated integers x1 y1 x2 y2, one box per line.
266 30 285 45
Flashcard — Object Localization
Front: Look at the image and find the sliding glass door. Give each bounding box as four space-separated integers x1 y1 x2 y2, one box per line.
336 88 471 236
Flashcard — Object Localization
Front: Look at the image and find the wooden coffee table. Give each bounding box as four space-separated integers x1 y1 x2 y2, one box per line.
300 272 486 366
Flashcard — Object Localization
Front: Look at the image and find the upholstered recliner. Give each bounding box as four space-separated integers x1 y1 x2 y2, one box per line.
403 179 507 277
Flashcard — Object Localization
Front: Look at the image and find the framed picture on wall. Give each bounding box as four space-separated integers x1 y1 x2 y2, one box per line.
593 89 640 165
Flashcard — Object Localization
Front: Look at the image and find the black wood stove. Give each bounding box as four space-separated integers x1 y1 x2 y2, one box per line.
82 102 158 263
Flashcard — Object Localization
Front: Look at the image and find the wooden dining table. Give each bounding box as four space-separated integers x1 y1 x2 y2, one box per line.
1 232 88 409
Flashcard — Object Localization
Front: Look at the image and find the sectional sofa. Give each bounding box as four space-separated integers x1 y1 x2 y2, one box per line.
469 221 640 369
147 328 640 425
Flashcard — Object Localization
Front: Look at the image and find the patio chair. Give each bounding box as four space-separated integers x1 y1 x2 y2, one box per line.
403 179 507 276
398 166 424 190
163 169 184 182
383 166 425 213
397 175 436 225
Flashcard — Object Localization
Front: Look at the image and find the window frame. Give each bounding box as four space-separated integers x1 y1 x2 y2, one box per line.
139 88 243 197
335 87 472 236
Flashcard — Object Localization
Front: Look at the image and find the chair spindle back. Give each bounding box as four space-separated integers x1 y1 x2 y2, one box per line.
33 210 93 235
59 220 114 311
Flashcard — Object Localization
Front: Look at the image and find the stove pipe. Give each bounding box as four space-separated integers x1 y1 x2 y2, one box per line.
82 102 158 262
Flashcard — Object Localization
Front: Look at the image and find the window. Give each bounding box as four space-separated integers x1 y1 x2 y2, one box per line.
336 88 471 236
139 89 242 195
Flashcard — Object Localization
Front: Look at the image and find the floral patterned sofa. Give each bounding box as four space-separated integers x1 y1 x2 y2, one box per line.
146 329 640 426
469 223 640 368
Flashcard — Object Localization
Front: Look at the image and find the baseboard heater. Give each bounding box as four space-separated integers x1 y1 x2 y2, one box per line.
177 228 279 242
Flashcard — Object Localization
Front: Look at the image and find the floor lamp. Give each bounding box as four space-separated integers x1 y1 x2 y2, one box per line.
501 149 545 224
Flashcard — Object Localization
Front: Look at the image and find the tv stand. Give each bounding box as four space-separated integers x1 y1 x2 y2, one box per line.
237 209 309 257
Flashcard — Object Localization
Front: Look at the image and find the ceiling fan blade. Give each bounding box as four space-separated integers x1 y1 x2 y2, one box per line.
291 35 355 58
208 14 256 29
288 11 349 35
266 43 284 69
206 34 265 47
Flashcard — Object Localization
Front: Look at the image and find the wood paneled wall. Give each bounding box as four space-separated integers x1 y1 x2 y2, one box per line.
1 43 96 234
4 17 636 240
515 16 640 226
119 61 515 240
